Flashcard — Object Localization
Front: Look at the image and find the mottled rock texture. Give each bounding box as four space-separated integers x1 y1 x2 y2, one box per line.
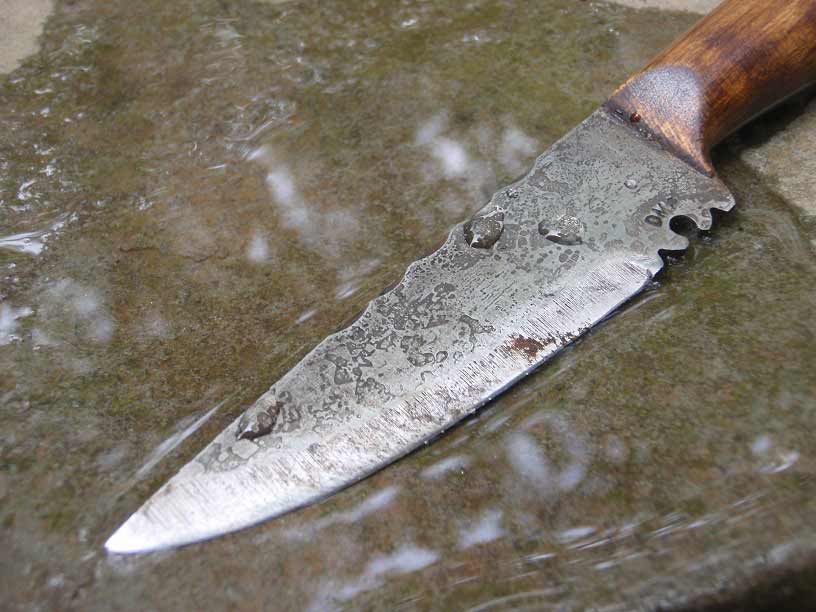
1 0 814 610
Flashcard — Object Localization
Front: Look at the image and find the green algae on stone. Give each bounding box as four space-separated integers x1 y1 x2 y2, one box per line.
1 0 816 610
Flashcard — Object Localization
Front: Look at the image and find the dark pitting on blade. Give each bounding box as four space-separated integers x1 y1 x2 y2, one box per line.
538 215 585 246
237 402 281 440
464 208 505 249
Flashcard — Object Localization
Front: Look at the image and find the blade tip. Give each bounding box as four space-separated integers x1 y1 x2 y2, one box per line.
104 515 170 555
104 525 147 555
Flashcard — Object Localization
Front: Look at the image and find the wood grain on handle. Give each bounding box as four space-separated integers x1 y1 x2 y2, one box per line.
605 0 816 176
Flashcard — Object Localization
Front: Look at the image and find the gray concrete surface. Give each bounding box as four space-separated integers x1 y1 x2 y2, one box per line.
740 98 816 219
0 0 54 74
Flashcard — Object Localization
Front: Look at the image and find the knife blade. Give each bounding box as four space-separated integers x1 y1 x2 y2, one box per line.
106 0 816 553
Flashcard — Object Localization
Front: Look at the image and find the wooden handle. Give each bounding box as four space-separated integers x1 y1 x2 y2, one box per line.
605 0 816 175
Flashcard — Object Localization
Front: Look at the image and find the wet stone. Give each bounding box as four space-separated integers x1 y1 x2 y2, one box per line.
2 0 815 610
463 209 505 249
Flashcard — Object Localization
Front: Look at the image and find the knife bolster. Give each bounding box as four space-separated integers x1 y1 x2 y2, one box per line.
605 0 816 176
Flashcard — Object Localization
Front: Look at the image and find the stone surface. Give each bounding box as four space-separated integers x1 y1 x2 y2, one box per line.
0 0 54 74
738 96 816 219
1 0 815 610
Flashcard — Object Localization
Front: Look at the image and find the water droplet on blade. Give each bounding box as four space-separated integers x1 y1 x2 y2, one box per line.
237 409 277 440
464 208 505 249
538 215 585 246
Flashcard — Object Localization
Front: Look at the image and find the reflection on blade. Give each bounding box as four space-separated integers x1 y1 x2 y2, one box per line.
106 109 734 553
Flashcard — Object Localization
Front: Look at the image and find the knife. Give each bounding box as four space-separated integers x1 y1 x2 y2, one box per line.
106 0 816 554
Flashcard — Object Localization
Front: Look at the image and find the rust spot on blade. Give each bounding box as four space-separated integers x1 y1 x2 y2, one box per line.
505 335 550 362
